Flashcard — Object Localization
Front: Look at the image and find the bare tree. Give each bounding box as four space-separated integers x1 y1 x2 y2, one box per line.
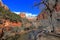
34 0 59 32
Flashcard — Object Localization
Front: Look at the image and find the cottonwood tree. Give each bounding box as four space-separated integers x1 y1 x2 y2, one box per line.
34 0 59 32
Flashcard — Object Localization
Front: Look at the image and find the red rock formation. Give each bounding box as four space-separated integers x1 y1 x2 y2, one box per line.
0 19 22 31
0 1 9 10
55 3 60 12
4 20 22 27
3 5 9 10
4 20 11 27
19 12 26 18
37 11 48 20
0 1 4 6
11 22 22 27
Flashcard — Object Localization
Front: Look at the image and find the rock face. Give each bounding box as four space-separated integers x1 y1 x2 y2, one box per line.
0 0 22 28
0 1 9 10
0 1 4 6
55 3 60 12
11 22 22 27
0 19 22 31
3 5 9 10
37 11 48 20
19 12 26 18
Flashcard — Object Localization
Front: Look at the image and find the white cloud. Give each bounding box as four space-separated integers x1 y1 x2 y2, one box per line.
13 12 20 14
25 12 37 17
13 12 37 17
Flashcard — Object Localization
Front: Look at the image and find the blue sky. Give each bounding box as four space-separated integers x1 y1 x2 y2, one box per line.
2 0 43 16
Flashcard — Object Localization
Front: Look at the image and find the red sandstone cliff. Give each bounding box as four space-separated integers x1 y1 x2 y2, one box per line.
0 19 22 31
37 11 48 20
0 1 9 10
19 12 26 18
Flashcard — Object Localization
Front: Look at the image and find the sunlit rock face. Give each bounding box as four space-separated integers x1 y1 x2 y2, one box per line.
0 0 4 6
4 20 11 28
11 22 22 27
0 1 9 10
0 19 22 28
19 12 26 18
0 20 11 31
3 5 9 10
